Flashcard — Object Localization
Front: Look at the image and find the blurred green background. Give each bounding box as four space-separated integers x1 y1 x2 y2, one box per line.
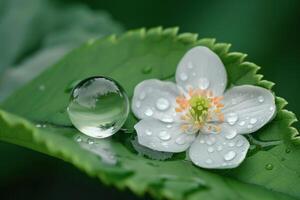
0 0 299 199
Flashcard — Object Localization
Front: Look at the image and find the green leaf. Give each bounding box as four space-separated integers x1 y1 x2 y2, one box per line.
0 27 299 200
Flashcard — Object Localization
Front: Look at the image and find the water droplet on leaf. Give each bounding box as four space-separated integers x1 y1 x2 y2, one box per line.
265 163 274 170
156 98 170 111
67 76 129 139
142 66 152 74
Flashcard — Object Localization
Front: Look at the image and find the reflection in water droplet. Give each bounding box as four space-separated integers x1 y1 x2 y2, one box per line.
142 66 152 74
67 76 129 139
145 108 154 116
224 151 236 161
226 113 238 125
87 138 94 144
159 131 171 141
265 163 274 170
225 129 237 139
199 78 210 90
250 118 257 124
180 73 188 81
156 98 170 111
258 96 264 103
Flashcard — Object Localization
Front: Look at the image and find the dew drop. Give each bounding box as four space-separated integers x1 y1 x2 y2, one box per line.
217 145 223 151
207 147 214 153
74 135 82 142
228 142 235 147
67 76 130 139
265 163 274 170
224 151 236 161
87 138 94 144
166 124 172 128
250 118 257 124
238 121 245 126
199 139 205 144
236 139 244 147
180 73 188 81
159 131 171 141
156 98 170 111
199 78 210 90
247 124 253 129
142 66 152 74
139 92 146 100
258 96 264 103
205 159 213 164
161 116 174 123
145 129 152 136
175 135 186 145
270 106 275 111
187 62 193 69
226 112 238 125
145 108 153 116
36 124 42 128
225 129 237 139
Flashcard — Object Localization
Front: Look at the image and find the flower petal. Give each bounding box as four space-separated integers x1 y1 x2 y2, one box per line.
189 126 250 169
134 119 196 153
131 79 180 123
222 85 276 134
176 46 227 96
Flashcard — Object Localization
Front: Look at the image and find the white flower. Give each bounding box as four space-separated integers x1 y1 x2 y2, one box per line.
131 46 276 169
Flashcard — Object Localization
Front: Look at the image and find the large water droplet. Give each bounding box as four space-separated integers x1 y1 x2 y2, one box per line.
225 129 237 139
226 112 238 125
156 98 170 111
250 118 257 124
159 131 171 141
145 108 153 116
180 73 188 81
258 96 264 103
67 76 129 139
224 151 236 161
199 78 210 90
175 135 186 145
265 163 274 170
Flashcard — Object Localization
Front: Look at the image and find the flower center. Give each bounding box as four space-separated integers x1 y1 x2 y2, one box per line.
175 88 224 133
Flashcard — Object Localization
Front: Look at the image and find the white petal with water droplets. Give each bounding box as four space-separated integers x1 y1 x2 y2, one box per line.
132 79 180 122
175 46 227 96
188 126 249 169
134 119 197 153
222 85 276 134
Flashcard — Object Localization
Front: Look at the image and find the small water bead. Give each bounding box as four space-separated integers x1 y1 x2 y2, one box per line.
226 112 238 125
265 163 274 170
159 131 171 141
187 62 193 69
228 142 235 147
258 96 264 103
270 106 275 111
166 124 172 128
161 116 174 123
199 78 210 90
199 139 205 144
205 159 213 164
74 135 82 142
145 129 152 136
67 76 129 139
207 147 214 153
175 135 186 145
36 124 42 128
238 121 245 126
217 145 223 151
145 108 154 116
224 151 236 161
247 124 253 129
180 73 188 81
250 118 257 124
156 98 170 111
225 129 237 139
87 138 94 144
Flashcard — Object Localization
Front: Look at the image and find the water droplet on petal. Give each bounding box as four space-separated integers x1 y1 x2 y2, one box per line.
136 101 141 108
199 139 205 144
265 163 274 170
228 142 235 147
139 92 146 100
156 98 170 111
225 129 237 139
145 108 154 116
205 159 213 164
161 116 174 123
238 121 245 126
188 62 193 69
175 135 186 145
236 139 244 147
258 96 264 103
285 148 291 153
67 76 129 139
270 106 275 111
226 112 238 125
159 131 171 141
199 78 210 90
250 118 257 124
87 138 94 145
224 151 236 161
145 129 152 136
207 147 214 153
166 124 172 128
247 124 253 129
180 73 188 81
231 98 237 105
217 145 223 151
